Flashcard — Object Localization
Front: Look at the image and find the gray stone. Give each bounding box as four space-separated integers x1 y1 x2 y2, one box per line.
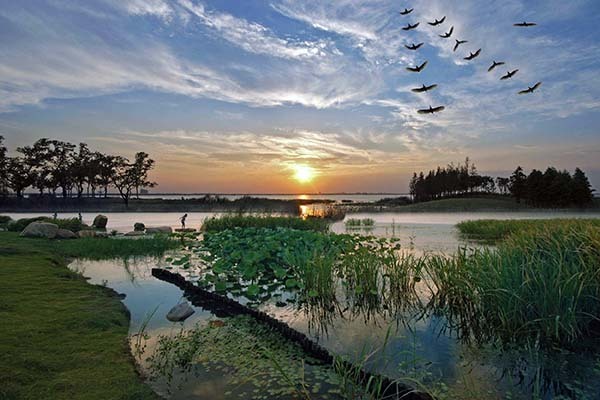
145 226 173 234
166 301 195 322
78 230 96 238
56 229 77 239
124 230 145 237
92 214 108 229
95 231 109 238
133 222 145 232
20 222 59 239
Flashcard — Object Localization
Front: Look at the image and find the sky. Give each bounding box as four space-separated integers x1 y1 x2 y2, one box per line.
0 0 599 193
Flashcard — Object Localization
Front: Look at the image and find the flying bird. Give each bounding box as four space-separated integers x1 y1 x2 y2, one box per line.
418 105 445 114
428 16 446 26
403 22 420 31
440 26 454 38
514 21 537 27
518 82 542 94
488 60 505 72
500 69 519 80
405 42 424 50
453 39 467 52
400 8 414 15
406 61 428 72
411 84 438 93
464 49 481 60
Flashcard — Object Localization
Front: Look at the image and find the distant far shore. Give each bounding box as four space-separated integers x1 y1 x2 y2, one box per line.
2 194 598 214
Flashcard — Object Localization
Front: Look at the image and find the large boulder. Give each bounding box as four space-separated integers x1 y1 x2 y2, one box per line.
145 226 173 234
133 222 145 232
166 301 195 322
124 230 145 237
92 215 108 229
20 222 59 239
78 230 96 238
56 229 77 239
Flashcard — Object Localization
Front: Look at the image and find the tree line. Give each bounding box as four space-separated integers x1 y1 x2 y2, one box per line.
410 158 594 207
0 136 156 206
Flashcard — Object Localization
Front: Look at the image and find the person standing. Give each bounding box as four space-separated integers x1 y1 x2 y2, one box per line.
179 213 188 229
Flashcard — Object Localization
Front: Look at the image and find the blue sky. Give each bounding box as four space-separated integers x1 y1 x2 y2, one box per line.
1 0 599 193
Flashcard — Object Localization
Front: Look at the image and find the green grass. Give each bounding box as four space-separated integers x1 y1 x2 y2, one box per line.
201 214 330 233
426 223 600 346
0 232 165 399
456 218 600 242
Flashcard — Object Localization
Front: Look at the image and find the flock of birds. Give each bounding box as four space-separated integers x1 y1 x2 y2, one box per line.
398 7 542 115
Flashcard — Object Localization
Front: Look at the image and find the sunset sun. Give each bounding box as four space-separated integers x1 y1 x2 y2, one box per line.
292 164 316 184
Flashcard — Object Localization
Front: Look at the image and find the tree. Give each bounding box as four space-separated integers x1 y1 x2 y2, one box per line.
97 154 118 198
6 157 35 197
111 157 137 207
0 136 7 196
72 143 92 198
130 152 157 199
509 166 527 203
496 177 510 195
571 168 594 206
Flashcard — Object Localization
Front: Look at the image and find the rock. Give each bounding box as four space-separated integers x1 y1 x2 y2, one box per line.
175 228 196 233
133 222 145 232
56 229 77 239
124 230 145 237
78 230 96 238
92 214 108 229
166 301 195 322
145 226 173 234
20 222 59 239
95 231 109 238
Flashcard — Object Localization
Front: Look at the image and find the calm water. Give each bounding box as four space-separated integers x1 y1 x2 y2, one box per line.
65 211 600 399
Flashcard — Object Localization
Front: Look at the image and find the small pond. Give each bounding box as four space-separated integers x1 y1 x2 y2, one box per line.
66 211 600 399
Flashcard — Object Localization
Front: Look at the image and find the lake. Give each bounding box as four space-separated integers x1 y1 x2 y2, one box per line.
64 210 600 399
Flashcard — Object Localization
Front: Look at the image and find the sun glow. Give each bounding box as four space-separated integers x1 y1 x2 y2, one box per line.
292 164 316 184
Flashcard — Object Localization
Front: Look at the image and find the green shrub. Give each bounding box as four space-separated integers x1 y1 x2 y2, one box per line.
201 215 329 233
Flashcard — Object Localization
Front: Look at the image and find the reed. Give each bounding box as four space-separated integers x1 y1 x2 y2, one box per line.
201 214 330 232
426 223 600 346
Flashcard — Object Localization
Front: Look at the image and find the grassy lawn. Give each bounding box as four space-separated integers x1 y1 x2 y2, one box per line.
0 232 163 400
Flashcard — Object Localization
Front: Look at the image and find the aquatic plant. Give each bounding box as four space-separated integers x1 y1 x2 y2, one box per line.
426 224 600 346
344 218 375 229
56 235 179 260
456 218 600 243
201 214 330 233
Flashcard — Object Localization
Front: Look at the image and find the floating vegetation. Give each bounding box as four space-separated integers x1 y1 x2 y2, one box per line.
148 315 344 399
202 215 330 233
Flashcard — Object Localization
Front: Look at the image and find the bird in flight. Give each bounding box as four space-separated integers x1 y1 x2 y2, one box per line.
418 105 445 114
500 69 519 80
406 61 428 72
464 49 482 61
428 16 446 26
440 26 454 38
405 42 424 50
514 21 537 27
412 84 438 93
488 60 505 72
518 82 542 94
403 22 420 31
400 8 414 15
453 39 467 52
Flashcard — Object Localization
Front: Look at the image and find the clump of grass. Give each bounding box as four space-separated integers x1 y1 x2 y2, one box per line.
56 235 179 260
201 214 330 233
7 216 90 232
456 218 600 243
426 224 600 346
344 218 375 229
0 215 12 228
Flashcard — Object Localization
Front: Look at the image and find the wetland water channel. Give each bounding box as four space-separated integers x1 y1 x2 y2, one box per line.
65 211 600 399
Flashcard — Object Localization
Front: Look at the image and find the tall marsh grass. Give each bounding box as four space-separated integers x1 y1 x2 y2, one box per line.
456 218 600 242
426 224 600 345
